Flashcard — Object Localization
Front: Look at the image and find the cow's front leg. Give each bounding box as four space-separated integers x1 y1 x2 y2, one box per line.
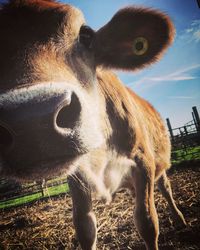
68 174 97 250
132 157 159 250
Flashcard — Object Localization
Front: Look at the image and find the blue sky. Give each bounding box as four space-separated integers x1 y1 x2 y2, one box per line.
64 0 200 128
0 0 199 128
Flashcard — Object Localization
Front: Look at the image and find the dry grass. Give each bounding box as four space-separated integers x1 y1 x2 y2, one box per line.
0 162 200 250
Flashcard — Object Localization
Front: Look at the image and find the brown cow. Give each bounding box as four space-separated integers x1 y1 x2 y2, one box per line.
0 1 186 249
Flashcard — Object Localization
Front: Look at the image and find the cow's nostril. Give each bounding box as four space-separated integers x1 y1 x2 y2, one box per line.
56 93 81 129
0 125 14 150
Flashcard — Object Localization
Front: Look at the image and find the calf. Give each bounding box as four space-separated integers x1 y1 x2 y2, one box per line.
0 1 186 249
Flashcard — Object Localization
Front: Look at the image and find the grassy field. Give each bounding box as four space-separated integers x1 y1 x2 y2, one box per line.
1 162 200 249
171 145 200 164
0 145 199 210
0 183 69 209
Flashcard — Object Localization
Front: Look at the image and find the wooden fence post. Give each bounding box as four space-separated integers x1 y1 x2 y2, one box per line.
166 118 174 141
192 106 200 132
184 126 188 135
41 179 46 197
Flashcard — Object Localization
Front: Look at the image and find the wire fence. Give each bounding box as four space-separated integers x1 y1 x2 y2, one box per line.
0 177 68 207
1 114 200 208
168 120 200 163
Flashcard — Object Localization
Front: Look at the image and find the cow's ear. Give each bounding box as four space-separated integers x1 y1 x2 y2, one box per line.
93 7 175 71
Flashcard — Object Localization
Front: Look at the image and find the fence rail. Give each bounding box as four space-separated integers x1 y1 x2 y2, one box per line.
1 107 199 208
0 177 68 204
166 106 200 163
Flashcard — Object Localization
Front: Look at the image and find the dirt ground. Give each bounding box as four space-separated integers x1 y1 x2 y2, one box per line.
0 161 200 250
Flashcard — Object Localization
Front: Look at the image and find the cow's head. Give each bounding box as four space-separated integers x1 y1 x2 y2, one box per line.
0 0 174 180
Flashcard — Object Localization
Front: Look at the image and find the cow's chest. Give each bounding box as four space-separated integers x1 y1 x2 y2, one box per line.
104 154 135 194
78 151 136 203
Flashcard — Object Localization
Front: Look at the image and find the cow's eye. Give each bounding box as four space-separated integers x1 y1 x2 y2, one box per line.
133 37 148 56
79 25 95 49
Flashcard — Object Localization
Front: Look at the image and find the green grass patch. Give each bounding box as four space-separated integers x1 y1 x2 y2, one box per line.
0 192 41 209
1 146 200 209
172 145 200 164
0 183 69 209
43 183 69 197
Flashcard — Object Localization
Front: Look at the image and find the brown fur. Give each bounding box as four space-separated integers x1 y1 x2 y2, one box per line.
94 7 175 70
0 0 84 88
0 1 186 250
3 0 65 9
97 69 171 179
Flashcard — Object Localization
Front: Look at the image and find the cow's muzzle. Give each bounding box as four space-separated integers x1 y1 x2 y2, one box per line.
0 82 83 178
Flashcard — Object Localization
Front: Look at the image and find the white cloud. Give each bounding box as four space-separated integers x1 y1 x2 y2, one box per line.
128 64 200 91
168 96 195 100
146 75 195 82
191 20 200 26
186 28 193 33
168 64 200 76
180 19 200 43
194 30 200 42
